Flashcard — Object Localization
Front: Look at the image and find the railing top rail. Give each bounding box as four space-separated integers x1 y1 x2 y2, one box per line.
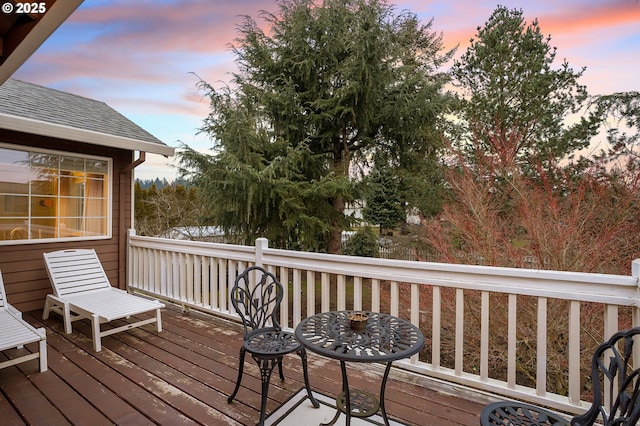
261 247 637 305
128 233 256 263
128 231 639 306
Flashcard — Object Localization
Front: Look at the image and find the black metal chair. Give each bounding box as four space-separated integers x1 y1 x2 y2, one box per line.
481 327 640 426
227 266 319 425
481 401 569 425
571 327 640 425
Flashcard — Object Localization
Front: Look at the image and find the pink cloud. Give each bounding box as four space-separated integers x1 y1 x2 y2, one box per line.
68 0 275 54
537 1 640 35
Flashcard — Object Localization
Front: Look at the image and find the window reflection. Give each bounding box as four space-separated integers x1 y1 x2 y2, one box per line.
0 146 110 242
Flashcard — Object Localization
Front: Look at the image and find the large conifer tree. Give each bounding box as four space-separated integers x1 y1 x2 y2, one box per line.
179 0 452 252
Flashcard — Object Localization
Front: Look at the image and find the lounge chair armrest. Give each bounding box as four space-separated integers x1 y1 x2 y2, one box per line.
46 293 67 305
6 303 22 318
36 327 46 339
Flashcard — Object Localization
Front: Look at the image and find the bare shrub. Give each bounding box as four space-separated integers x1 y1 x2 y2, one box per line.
417 130 640 396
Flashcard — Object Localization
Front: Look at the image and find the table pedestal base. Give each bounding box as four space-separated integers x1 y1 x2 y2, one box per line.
336 389 379 417
321 360 393 426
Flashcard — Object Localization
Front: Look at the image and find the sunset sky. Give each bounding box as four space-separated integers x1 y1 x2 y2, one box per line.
13 0 640 181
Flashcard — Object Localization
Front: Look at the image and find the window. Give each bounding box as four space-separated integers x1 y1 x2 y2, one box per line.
0 145 111 243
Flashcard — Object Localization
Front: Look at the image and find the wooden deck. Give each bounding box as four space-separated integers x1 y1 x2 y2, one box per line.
0 305 488 425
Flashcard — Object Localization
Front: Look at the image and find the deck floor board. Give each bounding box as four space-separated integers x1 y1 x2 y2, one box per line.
0 306 485 425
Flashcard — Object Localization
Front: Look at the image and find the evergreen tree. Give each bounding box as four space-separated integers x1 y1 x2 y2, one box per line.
362 168 405 235
179 0 452 252
451 6 601 169
342 227 379 258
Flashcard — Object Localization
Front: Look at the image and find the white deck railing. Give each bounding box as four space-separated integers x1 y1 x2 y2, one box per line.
127 230 640 414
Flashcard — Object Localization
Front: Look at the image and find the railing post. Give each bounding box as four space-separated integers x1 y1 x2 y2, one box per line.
632 259 640 372
633 259 640 327
126 229 136 292
632 259 640 283
255 238 268 267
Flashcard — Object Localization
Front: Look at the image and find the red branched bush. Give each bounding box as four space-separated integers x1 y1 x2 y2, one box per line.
415 130 640 396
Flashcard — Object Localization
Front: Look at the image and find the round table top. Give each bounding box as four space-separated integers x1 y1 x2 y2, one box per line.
294 311 424 363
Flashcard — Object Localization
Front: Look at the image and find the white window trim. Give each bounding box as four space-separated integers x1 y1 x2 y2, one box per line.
0 142 113 245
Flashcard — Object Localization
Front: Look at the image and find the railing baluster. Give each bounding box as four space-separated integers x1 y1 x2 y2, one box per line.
153 249 160 295
455 288 464 376
293 268 301 326
171 251 179 299
568 300 581 405
410 282 419 363
280 266 289 327
604 304 619 409
390 281 399 317
210 256 218 310
507 294 517 389
201 256 209 307
193 255 201 305
218 259 227 312
306 270 316 317
353 276 363 311
337 274 346 311
536 296 547 396
186 253 194 303
480 290 489 382
160 250 167 296
432 285 441 370
371 278 380 313
140 247 147 293
321 272 330 313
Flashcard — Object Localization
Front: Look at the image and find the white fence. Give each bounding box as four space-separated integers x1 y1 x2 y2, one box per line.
127 230 640 414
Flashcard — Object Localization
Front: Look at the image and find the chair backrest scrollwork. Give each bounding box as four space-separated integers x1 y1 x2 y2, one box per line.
572 327 640 425
230 266 283 339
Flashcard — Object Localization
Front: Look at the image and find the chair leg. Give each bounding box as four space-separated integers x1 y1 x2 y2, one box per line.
42 296 51 320
62 302 73 334
91 314 102 352
155 308 163 332
38 337 48 372
277 356 285 381
227 347 246 403
299 348 319 408
257 358 276 426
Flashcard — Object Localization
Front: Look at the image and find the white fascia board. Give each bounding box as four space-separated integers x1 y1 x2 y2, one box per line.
0 0 85 84
0 113 175 157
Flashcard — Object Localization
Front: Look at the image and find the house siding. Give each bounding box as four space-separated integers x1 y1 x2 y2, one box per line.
0 128 134 312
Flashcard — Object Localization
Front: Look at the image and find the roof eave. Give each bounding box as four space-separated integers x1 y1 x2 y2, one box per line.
0 1 84 85
0 112 175 157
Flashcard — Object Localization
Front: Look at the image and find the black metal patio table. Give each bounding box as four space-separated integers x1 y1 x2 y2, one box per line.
295 310 425 426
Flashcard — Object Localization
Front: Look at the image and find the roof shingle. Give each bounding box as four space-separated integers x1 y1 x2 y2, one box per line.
0 78 169 149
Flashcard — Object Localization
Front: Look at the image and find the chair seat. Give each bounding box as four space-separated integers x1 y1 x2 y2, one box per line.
62 289 163 321
481 401 569 425
0 311 44 351
244 330 301 357
0 270 47 372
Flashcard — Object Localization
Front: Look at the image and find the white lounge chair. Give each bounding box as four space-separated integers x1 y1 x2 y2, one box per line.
0 270 47 372
42 249 164 352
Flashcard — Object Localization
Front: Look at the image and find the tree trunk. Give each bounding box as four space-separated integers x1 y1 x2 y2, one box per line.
329 196 345 254
328 139 348 254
